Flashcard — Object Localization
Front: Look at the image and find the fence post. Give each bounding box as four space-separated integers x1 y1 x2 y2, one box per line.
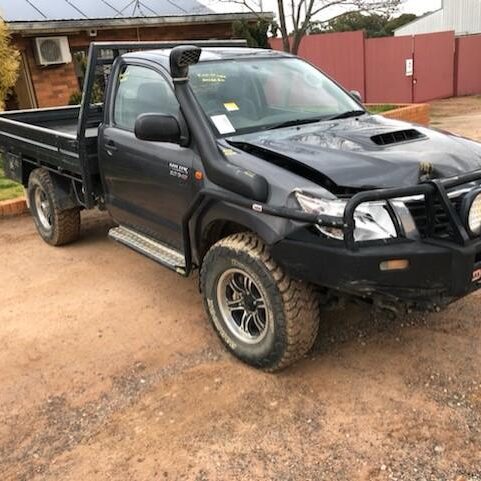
453 37 459 97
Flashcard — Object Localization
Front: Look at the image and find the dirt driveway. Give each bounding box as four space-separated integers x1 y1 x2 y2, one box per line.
430 96 481 141
2 100 481 481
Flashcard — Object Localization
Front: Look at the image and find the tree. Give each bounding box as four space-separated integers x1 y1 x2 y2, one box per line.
69 51 104 105
315 11 416 37
0 20 19 111
218 0 401 54
232 18 272 48
316 11 389 37
384 13 417 35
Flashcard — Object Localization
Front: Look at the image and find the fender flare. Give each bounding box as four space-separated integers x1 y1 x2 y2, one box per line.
191 200 293 263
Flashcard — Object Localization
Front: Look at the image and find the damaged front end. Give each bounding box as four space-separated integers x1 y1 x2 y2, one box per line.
270 169 481 315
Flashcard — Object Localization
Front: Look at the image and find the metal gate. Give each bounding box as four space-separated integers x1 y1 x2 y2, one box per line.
272 30 459 104
365 35 413 103
365 31 455 103
413 31 455 102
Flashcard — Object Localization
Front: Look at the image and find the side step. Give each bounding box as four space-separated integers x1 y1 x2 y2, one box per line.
109 226 186 275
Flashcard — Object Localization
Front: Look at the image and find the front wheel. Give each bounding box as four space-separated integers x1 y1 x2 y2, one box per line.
200 233 320 371
28 169 81 246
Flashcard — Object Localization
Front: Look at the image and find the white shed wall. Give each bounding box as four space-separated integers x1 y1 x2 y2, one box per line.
395 0 481 36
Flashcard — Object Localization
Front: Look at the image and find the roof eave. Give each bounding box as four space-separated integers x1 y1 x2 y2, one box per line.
6 12 274 35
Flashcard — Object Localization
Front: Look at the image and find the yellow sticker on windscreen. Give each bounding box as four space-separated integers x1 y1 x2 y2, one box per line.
224 102 239 112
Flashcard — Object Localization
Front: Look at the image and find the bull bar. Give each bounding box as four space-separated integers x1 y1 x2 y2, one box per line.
343 169 481 250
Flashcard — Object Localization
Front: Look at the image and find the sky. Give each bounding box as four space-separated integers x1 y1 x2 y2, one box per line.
398 0 441 15
206 0 443 18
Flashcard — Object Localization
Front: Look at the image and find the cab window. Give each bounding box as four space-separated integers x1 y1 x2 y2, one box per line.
113 64 179 131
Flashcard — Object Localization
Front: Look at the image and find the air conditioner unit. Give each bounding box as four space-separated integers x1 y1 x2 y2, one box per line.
34 37 72 66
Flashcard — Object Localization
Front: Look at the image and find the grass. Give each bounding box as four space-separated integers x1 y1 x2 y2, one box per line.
367 104 398 114
0 161 24 201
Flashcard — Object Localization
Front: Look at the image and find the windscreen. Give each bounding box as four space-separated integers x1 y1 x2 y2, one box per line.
189 57 361 136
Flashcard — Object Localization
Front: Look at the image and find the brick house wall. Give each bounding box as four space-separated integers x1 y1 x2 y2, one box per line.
15 36 79 108
12 21 235 108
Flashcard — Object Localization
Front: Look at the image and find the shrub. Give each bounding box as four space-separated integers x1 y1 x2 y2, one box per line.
68 51 104 105
0 20 19 111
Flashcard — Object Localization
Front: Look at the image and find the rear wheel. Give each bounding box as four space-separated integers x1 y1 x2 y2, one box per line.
28 169 81 246
200 232 320 371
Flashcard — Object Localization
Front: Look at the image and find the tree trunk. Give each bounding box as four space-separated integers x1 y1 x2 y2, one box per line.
291 31 304 55
277 0 290 52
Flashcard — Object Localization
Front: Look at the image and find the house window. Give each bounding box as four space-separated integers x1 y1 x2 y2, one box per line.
6 52 36 110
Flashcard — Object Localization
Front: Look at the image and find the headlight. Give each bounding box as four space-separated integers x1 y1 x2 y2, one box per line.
295 192 398 241
463 190 481 237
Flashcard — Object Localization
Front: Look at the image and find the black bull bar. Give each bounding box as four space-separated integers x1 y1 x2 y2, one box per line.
343 169 481 250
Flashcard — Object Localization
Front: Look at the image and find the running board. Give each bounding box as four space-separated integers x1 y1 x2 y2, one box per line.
109 226 186 275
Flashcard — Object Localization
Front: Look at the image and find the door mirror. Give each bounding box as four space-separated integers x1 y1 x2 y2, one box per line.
350 90 363 103
134 113 182 143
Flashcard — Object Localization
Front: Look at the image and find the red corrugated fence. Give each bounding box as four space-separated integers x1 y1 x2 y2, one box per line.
272 31 366 99
455 34 481 96
413 32 455 102
270 30 480 103
365 35 413 103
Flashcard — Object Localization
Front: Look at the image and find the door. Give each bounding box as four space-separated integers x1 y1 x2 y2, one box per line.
365 35 414 104
99 63 194 250
413 32 455 103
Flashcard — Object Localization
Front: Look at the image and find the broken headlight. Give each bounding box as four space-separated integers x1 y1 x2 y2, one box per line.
295 192 398 241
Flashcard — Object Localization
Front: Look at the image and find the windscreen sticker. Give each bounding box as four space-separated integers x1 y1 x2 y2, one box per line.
224 102 239 112
197 73 226 83
211 114 236 135
222 147 236 156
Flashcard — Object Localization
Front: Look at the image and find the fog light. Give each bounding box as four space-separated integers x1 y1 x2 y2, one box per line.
467 192 481 237
380 259 410 271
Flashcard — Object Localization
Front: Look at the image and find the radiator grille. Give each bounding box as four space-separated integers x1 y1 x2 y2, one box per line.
405 192 465 239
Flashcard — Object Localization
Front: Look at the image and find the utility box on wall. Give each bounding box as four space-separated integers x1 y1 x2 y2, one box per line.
34 37 72 66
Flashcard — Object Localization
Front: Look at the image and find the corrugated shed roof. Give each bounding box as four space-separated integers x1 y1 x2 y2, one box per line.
0 0 212 22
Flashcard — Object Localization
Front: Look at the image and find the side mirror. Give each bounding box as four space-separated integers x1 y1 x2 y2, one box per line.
350 90 363 103
134 113 182 144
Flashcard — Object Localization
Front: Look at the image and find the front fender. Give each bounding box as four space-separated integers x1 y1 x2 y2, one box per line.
191 199 300 264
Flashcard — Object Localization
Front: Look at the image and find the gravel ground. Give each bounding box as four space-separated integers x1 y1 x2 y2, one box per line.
1 97 481 481
430 96 481 141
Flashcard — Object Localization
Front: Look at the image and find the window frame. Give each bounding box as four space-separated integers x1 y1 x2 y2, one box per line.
109 58 181 134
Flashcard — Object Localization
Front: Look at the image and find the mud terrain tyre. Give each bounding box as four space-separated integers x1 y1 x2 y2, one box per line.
200 233 320 371
28 169 81 246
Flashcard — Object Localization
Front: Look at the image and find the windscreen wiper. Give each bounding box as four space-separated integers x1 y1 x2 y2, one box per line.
264 116 327 131
328 110 367 120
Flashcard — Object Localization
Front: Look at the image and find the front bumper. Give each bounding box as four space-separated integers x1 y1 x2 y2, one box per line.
270 169 481 310
184 171 481 304
271 234 481 310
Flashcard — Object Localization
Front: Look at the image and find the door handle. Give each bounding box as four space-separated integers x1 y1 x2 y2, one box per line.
105 140 118 154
